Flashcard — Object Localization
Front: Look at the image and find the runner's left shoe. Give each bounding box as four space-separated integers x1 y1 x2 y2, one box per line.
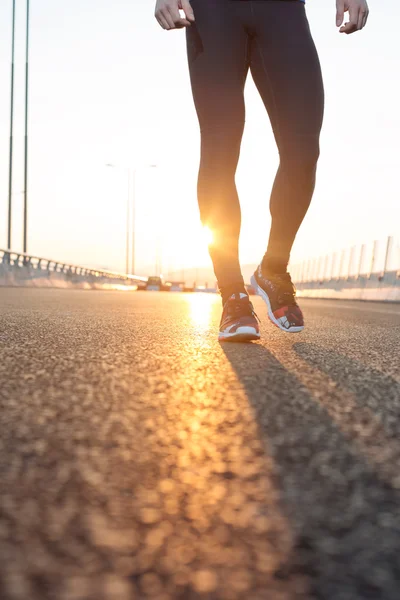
250 266 304 333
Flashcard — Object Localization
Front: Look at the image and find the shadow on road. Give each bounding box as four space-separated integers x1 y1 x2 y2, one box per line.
220 341 400 600
293 342 400 439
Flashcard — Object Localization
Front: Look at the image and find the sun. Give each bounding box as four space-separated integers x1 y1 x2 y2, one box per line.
203 226 214 246
160 224 214 275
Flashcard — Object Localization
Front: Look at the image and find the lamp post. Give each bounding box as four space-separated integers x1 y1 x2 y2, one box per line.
23 0 30 254
106 163 157 275
7 0 16 250
131 165 157 276
106 164 130 274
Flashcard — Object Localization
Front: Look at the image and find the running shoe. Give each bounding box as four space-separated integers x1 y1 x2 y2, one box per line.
218 293 260 342
250 266 304 333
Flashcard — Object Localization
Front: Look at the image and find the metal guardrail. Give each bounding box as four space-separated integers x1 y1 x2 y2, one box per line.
2 235 399 297
290 236 400 285
0 249 148 288
290 236 400 302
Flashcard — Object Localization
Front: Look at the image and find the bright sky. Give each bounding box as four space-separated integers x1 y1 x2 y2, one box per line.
0 0 399 276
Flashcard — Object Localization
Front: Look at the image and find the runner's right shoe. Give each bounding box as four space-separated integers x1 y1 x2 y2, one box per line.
218 293 260 342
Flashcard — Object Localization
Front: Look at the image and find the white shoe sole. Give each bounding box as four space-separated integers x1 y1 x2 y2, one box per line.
219 325 260 343
250 274 304 334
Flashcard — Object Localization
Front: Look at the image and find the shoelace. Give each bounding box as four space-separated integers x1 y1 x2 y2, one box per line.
271 273 297 307
227 296 261 323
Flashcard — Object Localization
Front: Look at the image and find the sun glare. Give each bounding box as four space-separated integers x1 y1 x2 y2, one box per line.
162 225 214 274
187 293 217 330
203 226 214 246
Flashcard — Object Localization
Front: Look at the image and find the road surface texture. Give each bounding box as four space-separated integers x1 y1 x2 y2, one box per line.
0 289 400 600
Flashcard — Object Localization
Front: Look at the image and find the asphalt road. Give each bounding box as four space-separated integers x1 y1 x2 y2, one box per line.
0 289 400 600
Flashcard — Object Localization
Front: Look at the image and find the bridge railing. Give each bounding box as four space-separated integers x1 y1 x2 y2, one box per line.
0 249 147 289
290 235 400 301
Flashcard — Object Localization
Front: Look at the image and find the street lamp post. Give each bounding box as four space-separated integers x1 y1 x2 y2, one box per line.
131 168 136 276
131 164 158 276
107 163 157 275
23 0 30 254
106 164 131 275
7 0 16 251
125 170 131 274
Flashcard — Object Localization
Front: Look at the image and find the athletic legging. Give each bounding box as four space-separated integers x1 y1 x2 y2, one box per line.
186 0 324 293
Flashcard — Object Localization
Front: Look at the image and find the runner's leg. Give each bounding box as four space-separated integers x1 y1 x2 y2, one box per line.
249 1 324 274
186 1 250 302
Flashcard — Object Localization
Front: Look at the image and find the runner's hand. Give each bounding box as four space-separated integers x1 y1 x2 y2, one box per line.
155 0 195 30
336 0 369 33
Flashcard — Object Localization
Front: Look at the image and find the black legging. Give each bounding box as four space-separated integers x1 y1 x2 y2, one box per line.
186 0 324 293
